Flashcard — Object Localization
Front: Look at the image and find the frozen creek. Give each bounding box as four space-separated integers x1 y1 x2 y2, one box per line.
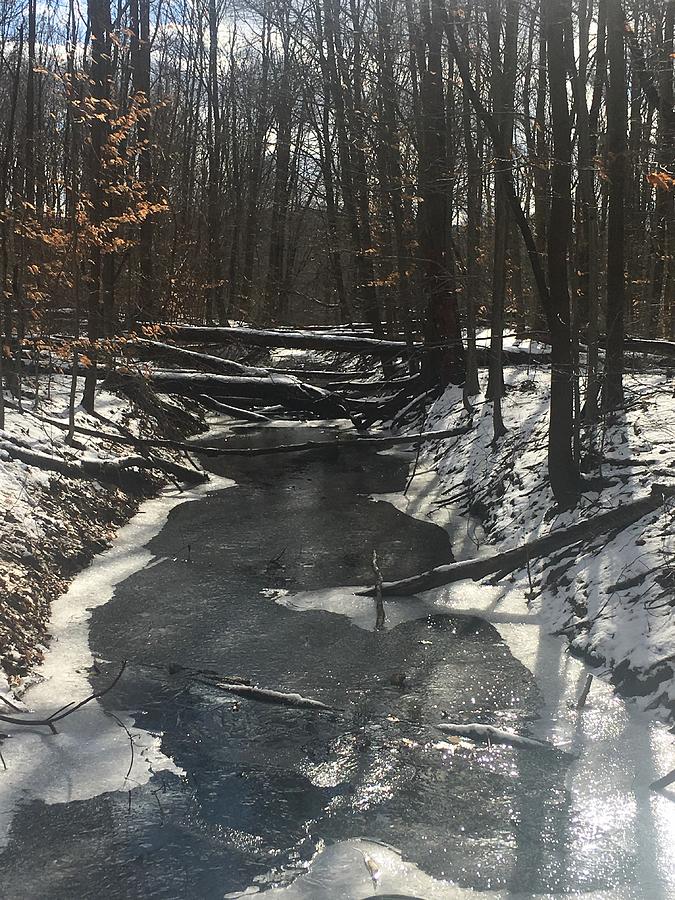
0 424 674 899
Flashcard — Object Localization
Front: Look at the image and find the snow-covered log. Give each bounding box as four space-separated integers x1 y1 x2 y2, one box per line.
0 433 206 486
126 339 269 377
160 324 412 355
436 722 551 749
154 324 552 365
361 483 675 596
196 678 334 710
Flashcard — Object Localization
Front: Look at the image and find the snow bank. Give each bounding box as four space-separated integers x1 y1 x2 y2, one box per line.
408 367 675 717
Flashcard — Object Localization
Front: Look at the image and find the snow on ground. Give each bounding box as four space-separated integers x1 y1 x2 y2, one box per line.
0 376 156 682
0 370 212 682
412 366 675 719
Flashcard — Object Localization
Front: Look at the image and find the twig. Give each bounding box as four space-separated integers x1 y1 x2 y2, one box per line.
372 550 385 629
0 694 24 712
0 662 127 733
110 712 136 780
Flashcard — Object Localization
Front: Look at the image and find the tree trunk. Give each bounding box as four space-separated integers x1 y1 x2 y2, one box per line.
603 0 628 410
546 0 580 505
83 0 112 412
131 0 154 323
418 0 464 388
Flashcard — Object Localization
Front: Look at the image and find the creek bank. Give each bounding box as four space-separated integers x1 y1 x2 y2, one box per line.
0 374 209 687
407 366 675 722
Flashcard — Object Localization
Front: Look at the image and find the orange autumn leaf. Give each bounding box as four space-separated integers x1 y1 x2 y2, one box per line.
646 171 675 191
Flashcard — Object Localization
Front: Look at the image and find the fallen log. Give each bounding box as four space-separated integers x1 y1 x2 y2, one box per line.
622 337 675 359
145 370 351 419
151 325 552 365
195 678 335 711
10 410 471 459
0 432 206 485
197 394 271 422
162 324 413 355
326 374 421 393
187 423 473 457
360 483 675 596
435 722 552 750
126 339 269 377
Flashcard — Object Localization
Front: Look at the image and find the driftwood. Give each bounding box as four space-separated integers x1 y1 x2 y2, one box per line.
435 722 552 749
361 484 675 596
0 662 127 733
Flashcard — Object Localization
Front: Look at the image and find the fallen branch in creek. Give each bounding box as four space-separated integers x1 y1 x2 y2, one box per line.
360 484 675 596
194 677 336 711
651 768 675 792
91 658 335 713
372 550 385 629
10 415 472 459
188 423 473 457
0 662 127 733
436 722 552 750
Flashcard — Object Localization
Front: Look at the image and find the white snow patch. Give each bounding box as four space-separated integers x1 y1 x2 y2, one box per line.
230 838 497 899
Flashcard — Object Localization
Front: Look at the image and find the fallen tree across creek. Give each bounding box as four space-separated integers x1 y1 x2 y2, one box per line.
146 325 553 365
359 483 675 596
13 412 473 459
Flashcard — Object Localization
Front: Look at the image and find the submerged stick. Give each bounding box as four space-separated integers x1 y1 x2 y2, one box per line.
650 768 675 792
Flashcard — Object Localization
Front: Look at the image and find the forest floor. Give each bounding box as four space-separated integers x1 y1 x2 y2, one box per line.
0 374 208 694
398 358 675 721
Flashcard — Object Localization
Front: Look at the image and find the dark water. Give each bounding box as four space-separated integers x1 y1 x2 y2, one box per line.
0 427 638 898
